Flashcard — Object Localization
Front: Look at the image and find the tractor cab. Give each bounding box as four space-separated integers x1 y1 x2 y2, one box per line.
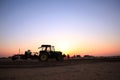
39 45 55 52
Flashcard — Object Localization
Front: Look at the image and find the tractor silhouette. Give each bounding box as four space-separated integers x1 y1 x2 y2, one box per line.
38 45 63 61
11 45 63 61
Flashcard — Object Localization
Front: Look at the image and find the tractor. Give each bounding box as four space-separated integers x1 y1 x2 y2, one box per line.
38 45 63 61
11 45 63 61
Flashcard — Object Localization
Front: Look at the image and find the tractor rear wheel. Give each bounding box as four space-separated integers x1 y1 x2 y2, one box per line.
39 53 48 62
56 55 63 61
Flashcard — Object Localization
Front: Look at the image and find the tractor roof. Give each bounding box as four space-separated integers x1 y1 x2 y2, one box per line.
41 45 51 47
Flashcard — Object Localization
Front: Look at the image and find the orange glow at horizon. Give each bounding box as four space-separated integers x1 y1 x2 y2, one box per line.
0 39 120 57
0 46 120 57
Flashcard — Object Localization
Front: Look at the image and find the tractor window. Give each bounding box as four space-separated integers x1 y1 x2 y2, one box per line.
41 47 51 52
41 47 46 51
51 46 55 51
47 47 51 52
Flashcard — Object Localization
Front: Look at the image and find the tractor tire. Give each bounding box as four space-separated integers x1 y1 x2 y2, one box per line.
56 55 63 61
39 53 48 62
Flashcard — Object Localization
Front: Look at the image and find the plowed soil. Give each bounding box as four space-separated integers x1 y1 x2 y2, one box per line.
0 59 120 80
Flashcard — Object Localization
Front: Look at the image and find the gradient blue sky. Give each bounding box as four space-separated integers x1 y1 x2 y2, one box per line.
0 0 120 57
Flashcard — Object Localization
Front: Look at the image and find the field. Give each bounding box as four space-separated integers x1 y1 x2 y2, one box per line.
0 58 120 80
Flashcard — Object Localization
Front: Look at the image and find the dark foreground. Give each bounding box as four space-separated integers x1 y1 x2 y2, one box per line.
0 59 120 80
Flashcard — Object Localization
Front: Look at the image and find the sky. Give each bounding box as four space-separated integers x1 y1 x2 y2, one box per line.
0 0 120 57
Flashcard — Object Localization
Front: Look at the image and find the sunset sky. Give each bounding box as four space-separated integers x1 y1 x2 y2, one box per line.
0 0 120 57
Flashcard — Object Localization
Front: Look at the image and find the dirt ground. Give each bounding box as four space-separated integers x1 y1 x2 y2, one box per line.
0 59 120 80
